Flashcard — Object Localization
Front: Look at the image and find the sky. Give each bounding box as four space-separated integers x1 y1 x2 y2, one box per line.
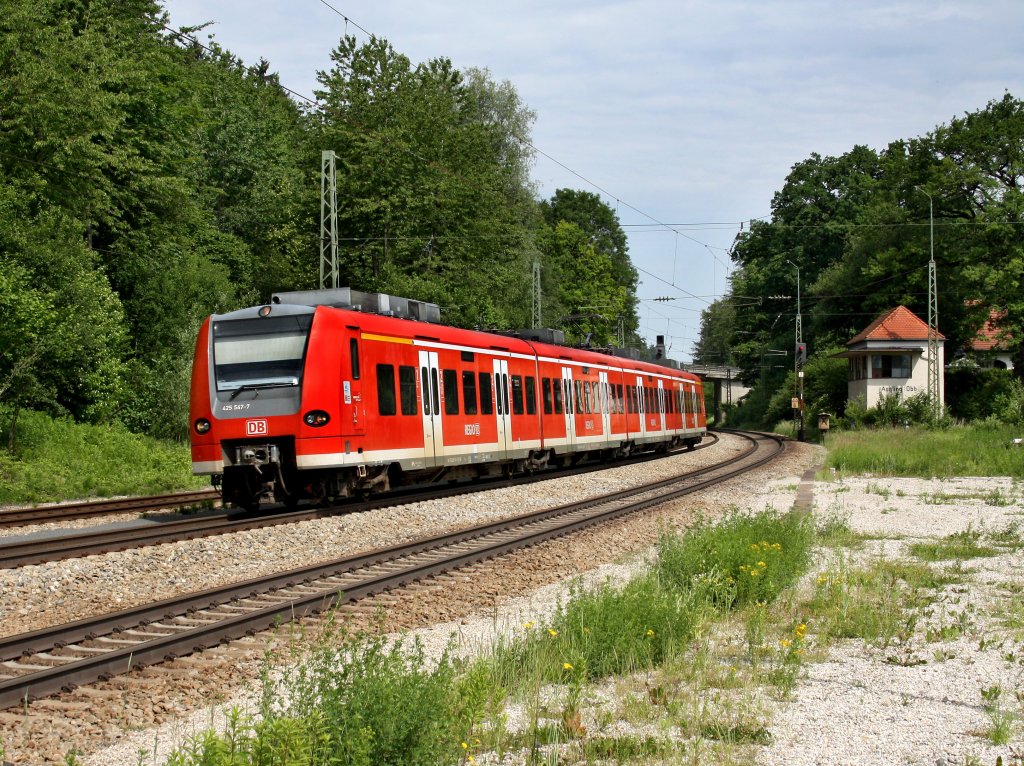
161 0 1024 362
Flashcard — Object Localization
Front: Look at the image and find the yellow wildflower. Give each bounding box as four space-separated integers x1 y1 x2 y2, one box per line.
750 569 759 577
548 628 559 638
646 629 655 637
750 543 759 551
757 561 766 567
469 757 475 764
523 621 534 630
780 638 792 648
795 623 807 636
817 574 828 584
563 662 574 670
772 543 782 550
461 742 469 749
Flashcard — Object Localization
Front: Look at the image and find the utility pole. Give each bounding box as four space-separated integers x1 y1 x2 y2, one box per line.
320 150 339 290
917 187 941 421
786 259 805 441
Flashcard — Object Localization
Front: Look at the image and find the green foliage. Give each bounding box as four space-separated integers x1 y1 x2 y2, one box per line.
656 509 814 609
947 367 1024 424
0 407 204 503
825 423 1024 477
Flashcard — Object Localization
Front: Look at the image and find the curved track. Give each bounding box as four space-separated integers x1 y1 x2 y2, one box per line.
0 435 719 568
0 430 782 709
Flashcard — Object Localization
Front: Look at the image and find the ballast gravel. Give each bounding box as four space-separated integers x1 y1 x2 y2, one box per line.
6 438 1024 765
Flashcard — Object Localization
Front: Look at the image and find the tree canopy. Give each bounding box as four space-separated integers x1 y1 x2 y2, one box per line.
0 0 642 439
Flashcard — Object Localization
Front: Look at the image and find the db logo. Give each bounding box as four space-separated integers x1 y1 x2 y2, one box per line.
246 419 268 436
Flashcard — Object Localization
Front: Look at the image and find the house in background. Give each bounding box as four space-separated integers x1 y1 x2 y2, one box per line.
837 306 945 409
967 307 1014 371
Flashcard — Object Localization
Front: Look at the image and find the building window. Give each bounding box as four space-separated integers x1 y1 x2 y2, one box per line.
848 356 868 381
871 354 912 379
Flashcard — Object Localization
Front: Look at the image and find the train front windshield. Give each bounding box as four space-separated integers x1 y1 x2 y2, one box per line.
212 314 313 392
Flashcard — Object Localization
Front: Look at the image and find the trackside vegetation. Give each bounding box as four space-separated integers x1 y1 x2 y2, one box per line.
0 407 201 505
824 423 1024 478
161 508 815 765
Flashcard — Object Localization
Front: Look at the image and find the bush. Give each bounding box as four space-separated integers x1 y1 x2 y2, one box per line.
946 367 1021 422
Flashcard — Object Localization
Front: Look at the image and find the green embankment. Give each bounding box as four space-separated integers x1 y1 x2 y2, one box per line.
0 409 205 505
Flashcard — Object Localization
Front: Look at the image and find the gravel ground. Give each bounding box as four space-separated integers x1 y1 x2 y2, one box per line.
14 439 1021 766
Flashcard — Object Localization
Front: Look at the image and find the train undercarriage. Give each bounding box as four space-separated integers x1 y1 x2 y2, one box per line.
214 434 703 511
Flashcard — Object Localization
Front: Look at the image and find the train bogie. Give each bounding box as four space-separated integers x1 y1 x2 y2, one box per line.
189 290 706 510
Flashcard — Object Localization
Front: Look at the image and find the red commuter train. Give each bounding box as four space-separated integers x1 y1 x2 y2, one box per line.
189 289 706 509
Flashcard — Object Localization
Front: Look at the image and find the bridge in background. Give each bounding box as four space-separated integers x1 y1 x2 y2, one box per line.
680 364 747 424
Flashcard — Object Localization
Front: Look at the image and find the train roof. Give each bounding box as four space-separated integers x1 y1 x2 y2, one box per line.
259 288 699 382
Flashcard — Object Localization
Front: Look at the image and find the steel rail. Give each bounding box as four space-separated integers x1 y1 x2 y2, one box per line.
0 435 718 568
0 490 221 529
0 430 776 710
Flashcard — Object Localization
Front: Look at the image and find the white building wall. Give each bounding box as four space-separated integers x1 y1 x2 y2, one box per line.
847 343 944 409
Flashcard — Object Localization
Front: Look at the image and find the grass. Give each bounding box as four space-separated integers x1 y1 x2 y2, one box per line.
825 424 1024 478
162 509 814 766
0 407 204 504
910 530 1001 561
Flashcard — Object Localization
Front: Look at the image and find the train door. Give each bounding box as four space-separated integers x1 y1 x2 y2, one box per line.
346 336 366 436
599 371 611 443
418 350 442 467
684 383 695 430
635 375 647 439
493 358 512 454
560 367 576 449
657 380 667 433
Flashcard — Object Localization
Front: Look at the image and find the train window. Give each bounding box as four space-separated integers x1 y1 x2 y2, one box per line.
617 384 624 414
399 366 417 415
479 372 493 415
430 368 440 415
511 375 524 415
350 339 361 380
573 381 583 414
421 368 430 415
376 364 396 416
461 351 475 362
584 382 592 414
553 378 563 414
542 378 552 415
462 371 478 415
502 373 510 414
494 373 503 415
443 369 460 415
525 376 536 415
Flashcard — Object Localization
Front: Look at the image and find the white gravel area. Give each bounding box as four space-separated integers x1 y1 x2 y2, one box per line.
759 475 1024 766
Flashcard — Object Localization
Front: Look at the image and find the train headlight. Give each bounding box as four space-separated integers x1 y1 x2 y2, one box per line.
303 410 330 427
194 418 212 434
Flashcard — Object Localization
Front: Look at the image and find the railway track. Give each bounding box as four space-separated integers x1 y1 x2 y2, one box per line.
0 429 782 710
0 435 719 568
0 489 220 529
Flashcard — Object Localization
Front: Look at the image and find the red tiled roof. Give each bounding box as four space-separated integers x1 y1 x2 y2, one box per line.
970 309 1010 351
848 306 944 345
